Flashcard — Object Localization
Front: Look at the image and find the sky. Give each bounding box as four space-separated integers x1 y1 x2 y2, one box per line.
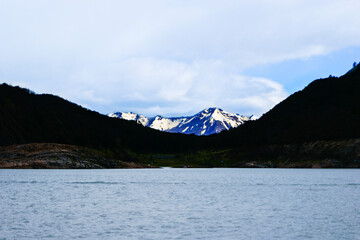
0 0 359 117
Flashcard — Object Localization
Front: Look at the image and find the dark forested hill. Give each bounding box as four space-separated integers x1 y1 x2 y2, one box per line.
0 84 200 158
218 63 360 147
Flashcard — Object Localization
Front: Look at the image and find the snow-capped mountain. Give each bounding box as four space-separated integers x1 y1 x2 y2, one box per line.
108 107 257 136
108 112 150 126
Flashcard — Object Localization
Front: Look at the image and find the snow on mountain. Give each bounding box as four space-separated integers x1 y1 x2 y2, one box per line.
108 112 149 126
108 107 257 136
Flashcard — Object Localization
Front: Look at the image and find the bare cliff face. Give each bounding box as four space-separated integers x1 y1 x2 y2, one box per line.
0 143 152 169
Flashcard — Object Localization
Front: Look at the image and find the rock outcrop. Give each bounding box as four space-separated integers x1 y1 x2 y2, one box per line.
0 143 153 169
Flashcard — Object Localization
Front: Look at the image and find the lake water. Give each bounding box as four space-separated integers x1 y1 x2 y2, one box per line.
0 168 359 240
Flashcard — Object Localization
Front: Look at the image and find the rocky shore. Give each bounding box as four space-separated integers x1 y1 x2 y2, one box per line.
0 143 153 169
237 139 360 168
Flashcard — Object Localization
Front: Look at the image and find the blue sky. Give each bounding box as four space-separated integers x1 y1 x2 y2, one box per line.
0 0 359 117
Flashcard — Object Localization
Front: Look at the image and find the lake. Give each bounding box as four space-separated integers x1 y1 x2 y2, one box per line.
0 168 359 240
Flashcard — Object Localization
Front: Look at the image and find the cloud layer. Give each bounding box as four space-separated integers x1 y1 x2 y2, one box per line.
1 0 360 116
62 58 288 116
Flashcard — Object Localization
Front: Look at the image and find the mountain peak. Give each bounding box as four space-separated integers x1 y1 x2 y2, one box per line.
109 108 254 135
202 107 223 113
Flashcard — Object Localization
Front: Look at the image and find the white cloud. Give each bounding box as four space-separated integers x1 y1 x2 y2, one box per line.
1 0 359 65
0 0 359 116
48 58 287 116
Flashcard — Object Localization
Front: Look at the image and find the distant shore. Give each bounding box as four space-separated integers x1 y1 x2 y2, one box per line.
1 141 359 169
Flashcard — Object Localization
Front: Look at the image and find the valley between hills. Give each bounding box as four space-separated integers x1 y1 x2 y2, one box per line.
1 63 360 168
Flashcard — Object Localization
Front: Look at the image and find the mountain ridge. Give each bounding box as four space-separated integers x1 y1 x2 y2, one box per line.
108 107 256 135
